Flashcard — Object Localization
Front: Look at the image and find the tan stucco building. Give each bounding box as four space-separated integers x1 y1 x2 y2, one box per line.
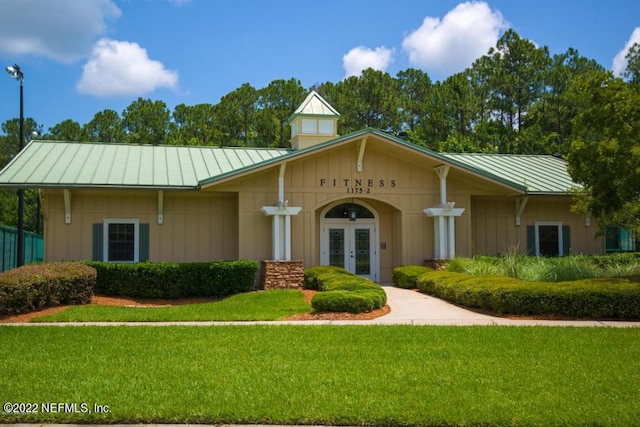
0 92 604 282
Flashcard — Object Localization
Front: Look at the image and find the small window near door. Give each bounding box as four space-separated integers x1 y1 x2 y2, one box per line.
527 222 570 256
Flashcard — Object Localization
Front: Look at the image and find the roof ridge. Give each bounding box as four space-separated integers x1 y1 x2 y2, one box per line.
31 139 290 151
444 152 559 157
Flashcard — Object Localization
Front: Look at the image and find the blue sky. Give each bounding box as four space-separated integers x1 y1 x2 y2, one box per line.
1 0 639 134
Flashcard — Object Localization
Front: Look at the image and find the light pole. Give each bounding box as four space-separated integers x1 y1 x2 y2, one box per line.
6 64 25 267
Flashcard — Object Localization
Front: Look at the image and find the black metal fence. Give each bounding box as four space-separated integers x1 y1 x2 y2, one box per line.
0 225 43 272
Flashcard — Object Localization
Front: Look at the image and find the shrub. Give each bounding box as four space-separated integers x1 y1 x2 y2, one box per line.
311 290 375 313
416 269 640 319
392 265 433 289
0 262 96 315
304 266 386 313
303 266 350 290
84 260 258 299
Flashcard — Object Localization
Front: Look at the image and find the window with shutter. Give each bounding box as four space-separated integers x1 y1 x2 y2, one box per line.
93 220 149 262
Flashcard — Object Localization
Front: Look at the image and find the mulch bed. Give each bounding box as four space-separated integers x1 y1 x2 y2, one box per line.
0 289 390 323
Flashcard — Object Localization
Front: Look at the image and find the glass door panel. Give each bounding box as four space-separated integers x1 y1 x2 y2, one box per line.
354 228 371 275
329 228 345 268
323 222 376 281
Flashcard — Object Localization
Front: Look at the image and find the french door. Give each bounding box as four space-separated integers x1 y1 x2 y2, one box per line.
324 224 376 281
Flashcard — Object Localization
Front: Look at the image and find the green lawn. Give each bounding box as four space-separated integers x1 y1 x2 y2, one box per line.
32 289 311 322
1 325 639 426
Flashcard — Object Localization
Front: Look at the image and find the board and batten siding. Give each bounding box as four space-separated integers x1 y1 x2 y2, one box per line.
211 138 485 281
471 197 604 255
42 189 238 262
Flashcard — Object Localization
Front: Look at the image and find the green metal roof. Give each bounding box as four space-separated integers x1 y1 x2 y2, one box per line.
0 140 288 189
0 133 579 195
441 153 578 194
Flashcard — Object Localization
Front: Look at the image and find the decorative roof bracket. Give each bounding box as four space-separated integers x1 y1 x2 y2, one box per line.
63 189 71 224
158 191 164 225
515 197 529 227
357 137 367 172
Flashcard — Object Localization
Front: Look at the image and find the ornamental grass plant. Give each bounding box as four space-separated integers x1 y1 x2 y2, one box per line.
445 253 640 282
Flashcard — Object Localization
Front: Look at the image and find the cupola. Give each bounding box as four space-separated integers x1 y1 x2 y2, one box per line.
288 90 340 150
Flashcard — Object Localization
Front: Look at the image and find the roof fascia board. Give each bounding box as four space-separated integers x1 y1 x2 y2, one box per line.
365 129 529 193
199 127 529 193
7 183 198 191
199 128 393 188
3 133 532 195
199 133 369 188
0 139 36 178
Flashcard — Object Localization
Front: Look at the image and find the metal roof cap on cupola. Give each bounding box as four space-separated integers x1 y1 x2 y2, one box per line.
287 90 340 150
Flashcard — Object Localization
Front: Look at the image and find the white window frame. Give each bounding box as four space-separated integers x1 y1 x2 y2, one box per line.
301 119 316 134
318 119 334 135
534 221 563 256
103 219 140 262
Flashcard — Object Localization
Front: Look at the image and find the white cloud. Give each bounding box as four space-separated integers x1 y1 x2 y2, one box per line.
343 46 394 78
0 0 120 63
401 1 508 77
612 27 640 77
76 38 179 97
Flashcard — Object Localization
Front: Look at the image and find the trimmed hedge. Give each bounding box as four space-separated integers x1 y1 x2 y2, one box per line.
304 266 387 313
303 265 350 290
84 260 259 299
0 262 95 316
392 265 433 289
416 270 640 319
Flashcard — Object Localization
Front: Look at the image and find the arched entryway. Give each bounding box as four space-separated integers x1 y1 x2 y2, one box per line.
320 200 379 282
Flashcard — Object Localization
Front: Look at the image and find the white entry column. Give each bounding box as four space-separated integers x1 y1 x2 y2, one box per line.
261 162 302 261
424 165 465 259
261 204 302 260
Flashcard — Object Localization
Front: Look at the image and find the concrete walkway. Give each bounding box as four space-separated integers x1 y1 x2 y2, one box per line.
370 285 640 327
3 285 638 327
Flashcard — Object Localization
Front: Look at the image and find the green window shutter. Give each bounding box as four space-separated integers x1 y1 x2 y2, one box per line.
139 223 150 261
92 223 103 261
562 225 571 256
526 225 535 255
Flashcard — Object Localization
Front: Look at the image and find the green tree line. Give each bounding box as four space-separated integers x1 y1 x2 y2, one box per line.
1 29 639 234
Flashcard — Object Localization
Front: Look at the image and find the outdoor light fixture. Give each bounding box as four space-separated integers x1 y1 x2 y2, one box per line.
6 65 23 80
349 207 357 222
5 64 25 267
